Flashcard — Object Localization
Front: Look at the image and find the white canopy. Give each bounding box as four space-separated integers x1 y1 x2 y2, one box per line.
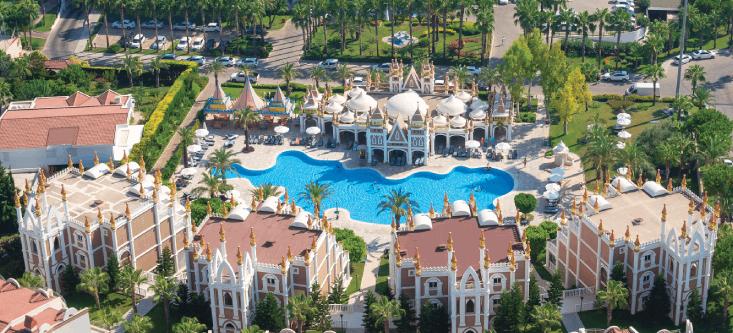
228 206 251 221
329 94 347 104
437 95 467 117
187 144 202 154
306 126 322 135
292 210 312 229
274 125 290 134
385 90 428 119
642 181 668 197
432 115 448 127
553 141 569 154
545 183 561 192
450 116 467 128
549 173 564 182
617 117 632 127
543 190 560 200
345 91 377 113
259 196 280 213
496 142 511 151
617 167 628 175
617 130 632 139
195 128 209 138
114 162 140 177
180 167 198 177
611 176 638 193
588 195 612 211
477 209 499 226
469 109 487 120
84 163 110 179
617 112 631 119
347 86 365 99
452 200 471 216
324 101 344 114
413 214 433 231
456 90 472 103
465 140 480 149
470 97 489 111
339 111 355 124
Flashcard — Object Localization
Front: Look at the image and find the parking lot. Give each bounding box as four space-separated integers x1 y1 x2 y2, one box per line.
91 23 233 51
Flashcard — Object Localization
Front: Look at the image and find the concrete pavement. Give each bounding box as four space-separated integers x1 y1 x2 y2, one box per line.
43 0 98 59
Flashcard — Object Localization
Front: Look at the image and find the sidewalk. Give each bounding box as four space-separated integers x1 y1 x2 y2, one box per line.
562 312 584 333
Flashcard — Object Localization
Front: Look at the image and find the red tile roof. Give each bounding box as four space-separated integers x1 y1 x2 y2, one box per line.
0 279 54 329
43 60 72 71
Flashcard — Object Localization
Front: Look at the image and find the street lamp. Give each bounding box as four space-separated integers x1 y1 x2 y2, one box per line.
340 313 344 333
580 295 584 312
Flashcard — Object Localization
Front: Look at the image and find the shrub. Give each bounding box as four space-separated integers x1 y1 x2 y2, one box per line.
334 228 367 263
607 99 634 112
516 112 536 123
106 44 122 53
514 193 537 215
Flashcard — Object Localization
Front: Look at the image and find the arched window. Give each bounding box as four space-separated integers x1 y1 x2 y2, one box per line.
262 274 279 293
31 241 38 254
465 299 475 313
424 278 442 297
223 292 233 306
53 238 60 253
224 322 237 333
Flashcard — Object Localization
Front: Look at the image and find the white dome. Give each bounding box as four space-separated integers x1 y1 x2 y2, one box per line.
329 94 347 104
324 101 343 114
413 214 433 230
469 109 486 120
470 98 489 111
345 91 377 113
437 95 467 117
456 90 472 103
433 115 448 127
114 162 139 177
228 206 251 221
340 110 355 123
292 210 312 228
452 200 471 217
347 86 365 99
385 90 428 119
450 116 467 128
478 209 499 226
259 196 279 213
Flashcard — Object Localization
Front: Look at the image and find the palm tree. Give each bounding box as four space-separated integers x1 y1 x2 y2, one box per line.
607 10 632 69
713 272 733 330
370 295 405 333
657 142 678 180
478 65 501 92
335 64 352 88
119 264 146 313
596 280 628 326
128 0 143 42
123 315 153 333
192 173 233 198
78 268 110 309
288 294 313 333
557 8 576 51
692 87 713 108
514 0 540 36
618 142 650 179
585 125 618 183
684 64 706 92
249 183 282 201
17 272 44 288
450 65 470 90
209 61 225 90
672 95 694 120
98 307 123 329
122 55 143 87
473 0 495 64
150 58 168 88
97 0 112 47
377 189 417 227
593 8 610 67
177 126 196 168
300 181 332 217
0 80 12 110
279 63 297 93
576 11 595 61
209 147 241 179
310 66 328 89
638 63 665 105
241 325 265 333
115 0 129 51
161 0 175 53
531 303 562 333
150 275 179 330
233 108 259 152
172 316 207 333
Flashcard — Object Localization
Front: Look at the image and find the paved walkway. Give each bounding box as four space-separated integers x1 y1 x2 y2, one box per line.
260 19 304 71
562 312 584 333
114 297 156 333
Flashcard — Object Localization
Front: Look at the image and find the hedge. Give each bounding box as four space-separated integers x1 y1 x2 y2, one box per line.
592 94 675 103
334 228 367 263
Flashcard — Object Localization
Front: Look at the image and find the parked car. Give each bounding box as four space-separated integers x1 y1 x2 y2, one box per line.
141 19 163 29
176 37 190 50
216 56 236 67
223 140 234 148
318 58 339 69
690 49 716 60
498 0 509 4
672 54 692 65
626 82 660 96
225 134 239 140
112 19 135 29
371 62 391 72
161 53 176 60
238 57 258 67
187 55 206 66
601 70 630 82
467 66 481 75
229 71 259 83
203 22 221 32
129 33 146 48
173 21 196 30
150 35 167 50
191 37 204 51
352 76 365 87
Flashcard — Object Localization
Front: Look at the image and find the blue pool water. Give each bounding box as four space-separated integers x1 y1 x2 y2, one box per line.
226 151 514 224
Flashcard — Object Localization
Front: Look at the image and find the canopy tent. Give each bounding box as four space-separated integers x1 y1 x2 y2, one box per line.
437 95 467 117
274 125 290 134
306 126 322 135
543 190 560 200
180 167 198 177
465 140 480 149
545 183 561 192
114 162 140 177
611 176 638 193
477 209 499 226
496 142 511 151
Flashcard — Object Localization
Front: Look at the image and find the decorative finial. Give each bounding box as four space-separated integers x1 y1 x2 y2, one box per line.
624 225 631 242
206 244 212 261
14 191 20 208
84 215 91 233
560 209 567 225
661 204 667 222
688 199 694 215
280 256 287 274
634 235 641 252
107 156 114 170
249 227 256 246
287 246 293 261
636 173 644 187
414 248 421 276
93 151 100 165
598 219 604 235
666 178 673 192
290 199 297 216
451 253 457 271
219 224 226 242
236 246 243 265
109 212 116 229
97 207 103 224
304 249 311 266
429 203 435 218
655 169 661 183
479 231 485 249
34 196 42 217
207 201 213 215
681 220 688 239
60 184 67 202
609 229 615 244
447 232 454 251
67 154 74 170
483 249 491 268
126 163 132 180
681 174 687 189
125 203 131 220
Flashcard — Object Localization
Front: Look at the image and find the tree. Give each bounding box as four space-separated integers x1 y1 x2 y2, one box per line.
531 303 562 333
98 306 123 329
328 275 347 304
377 188 418 227
394 294 416 333
557 8 577 51
645 276 671 322
686 288 704 324
538 45 569 105
0 80 12 110
527 278 541 312
370 295 405 333
0 163 16 236
363 290 381 333
122 56 143 88
241 325 265 333
156 246 176 277
150 58 168 88
702 164 733 217
309 66 328 89
513 193 537 217
596 280 629 326
17 272 44 288
60 265 79 295
300 181 332 217
106 255 120 292
593 8 610 67
172 316 206 333
551 84 579 135
500 35 534 104
547 271 564 306
607 10 632 68
233 108 259 153
150 275 180 330
288 294 313 333
418 301 451 333
178 126 196 168
209 147 241 179
78 267 110 308
192 173 233 198
253 293 286 331
279 63 297 93
492 285 525 333
513 0 540 35
119 265 147 313
335 64 352 88
566 67 592 111
306 281 331 331
639 63 665 104
249 183 282 201
474 0 495 64
585 123 618 184
576 11 596 62
123 315 153 333
692 87 713 108
713 271 733 329
611 263 626 284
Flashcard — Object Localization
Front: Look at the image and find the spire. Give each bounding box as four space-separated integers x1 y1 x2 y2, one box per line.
312 236 318 251
183 234 189 247
126 163 132 180
249 227 256 246
219 223 226 242
666 178 673 192
414 248 421 276
688 199 694 215
207 201 213 215
634 235 641 252
84 216 91 233
93 151 100 165
479 231 485 249
571 198 576 215
451 253 457 271
109 212 116 229
290 200 297 216
34 196 41 217
508 244 516 271
681 174 687 189
483 249 491 268
661 204 667 222
428 203 435 218
107 156 114 170
283 189 289 203
206 244 212 261
125 203 131 220
236 246 243 265
681 220 688 239
609 229 616 244
97 207 103 225
60 185 67 202
655 169 661 183
287 246 293 261
123 151 129 164
307 214 314 229
447 232 454 251
636 173 644 187
14 191 20 208
560 209 567 225
624 225 631 242
598 219 604 235
304 249 311 266
280 256 287 274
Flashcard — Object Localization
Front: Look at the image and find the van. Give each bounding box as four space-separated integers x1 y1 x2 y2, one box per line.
626 82 660 96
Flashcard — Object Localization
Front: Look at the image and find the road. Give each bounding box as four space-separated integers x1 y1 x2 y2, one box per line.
43 1 98 59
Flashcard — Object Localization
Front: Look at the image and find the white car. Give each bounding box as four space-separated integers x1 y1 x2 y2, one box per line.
498 0 509 4
352 76 365 87
173 21 196 30
225 134 239 140
141 19 163 29
129 33 146 48
601 70 630 82
176 37 190 50
372 62 391 72
150 35 167 49
690 49 716 60
673 54 692 65
229 72 258 83
467 66 481 75
112 19 135 29
216 56 236 67
238 57 258 67
191 37 204 51
318 58 339 69
203 22 221 32
187 56 206 66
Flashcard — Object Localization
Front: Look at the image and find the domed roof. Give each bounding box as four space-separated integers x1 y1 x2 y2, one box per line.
340 110 355 123
345 91 377 113
469 109 487 120
437 95 467 117
329 94 347 104
385 90 428 119
456 90 472 103
347 86 365 99
433 115 448 127
450 116 467 128
324 100 343 114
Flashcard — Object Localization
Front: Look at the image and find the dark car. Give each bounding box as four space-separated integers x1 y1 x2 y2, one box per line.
161 53 176 60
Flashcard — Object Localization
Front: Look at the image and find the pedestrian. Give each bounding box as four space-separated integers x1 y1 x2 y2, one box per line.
523 156 527 168
501 36 505 46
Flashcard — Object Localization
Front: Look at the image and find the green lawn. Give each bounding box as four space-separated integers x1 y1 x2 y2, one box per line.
21 37 46 50
374 255 390 296
345 262 365 296
118 86 170 121
34 12 58 32
145 302 170 333
64 292 132 328
579 309 680 333
267 15 291 31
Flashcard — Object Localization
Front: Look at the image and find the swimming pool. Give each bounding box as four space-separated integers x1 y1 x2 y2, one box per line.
227 151 514 224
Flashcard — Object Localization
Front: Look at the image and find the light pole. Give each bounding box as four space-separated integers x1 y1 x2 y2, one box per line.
340 313 344 333
580 295 584 312
674 0 690 120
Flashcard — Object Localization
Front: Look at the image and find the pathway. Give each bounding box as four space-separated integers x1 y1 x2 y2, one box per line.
113 297 156 333
43 0 99 59
562 312 584 333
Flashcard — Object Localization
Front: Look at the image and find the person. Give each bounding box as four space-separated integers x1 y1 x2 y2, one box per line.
523 156 527 168
501 35 506 46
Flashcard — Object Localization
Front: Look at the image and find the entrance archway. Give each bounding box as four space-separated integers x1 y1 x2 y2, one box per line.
389 150 407 166
412 151 425 165
434 135 447 154
473 128 486 143
372 149 384 163
305 117 318 128
339 131 355 146
449 136 466 149
324 121 334 137
357 131 367 145
494 125 507 141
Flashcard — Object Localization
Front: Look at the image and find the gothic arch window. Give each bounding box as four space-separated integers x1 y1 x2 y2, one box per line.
640 271 655 291
262 274 279 293
53 238 60 254
223 322 237 333
424 278 442 297
31 241 38 254
223 291 233 307
465 299 475 313
642 250 655 268
690 263 698 277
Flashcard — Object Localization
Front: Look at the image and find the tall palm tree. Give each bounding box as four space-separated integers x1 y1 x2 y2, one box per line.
531 303 562 333
335 64 352 88
18 272 44 288
233 108 259 152
377 189 417 227
288 294 313 333
672 95 694 120
478 65 501 92
150 275 179 331
161 0 175 53
209 61 225 90
300 181 332 217
177 126 196 168
122 55 143 87
115 0 129 51
639 63 665 105
123 314 153 333
607 10 632 69
78 268 110 309
593 8 610 67
128 0 143 40
450 65 470 90
585 125 618 183
172 316 207 333
656 142 678 180
209 147 240 179
119 265 147 313
473 0 495 64
249 183 282 201
0 81 13 109
192 173 233 198
370 295 405 333
596 280 628 326
684 64 706 92
576 11 595 61
557 8 576 51
514 0 540 36
310 66 328 89
98 307 123 329
97 0 112 47
692 87 713 108
150 57 168 88
279 63 297 93
618 142 650 179
713 272 733 330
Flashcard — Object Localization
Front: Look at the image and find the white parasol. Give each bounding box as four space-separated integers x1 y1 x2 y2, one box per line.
617 130 632 139
306 126 321 136
617 167 629 176
195 128 209 138
548 173 564 182
545 183 561 192
616 141 626 149
180 167 198 177
617 112 631 119
543 190 560 200
274 126 290 134
616 117 632 127
465 140 481 149
549 167 565 176
186 144 202 154
496 142 511 151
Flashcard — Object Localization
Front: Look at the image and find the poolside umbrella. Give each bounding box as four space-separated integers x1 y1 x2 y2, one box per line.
465 140 480 149
616 117 631 127
617 130 632 139
617 112 631 119
543 190 560 200
496 142 511 151
545 183 561 192
616 141 626 149
274 125 290 134
548 173 564 182
195 128 209 138
180 167 197 177
187 144 202 154
549 167 565 177
617 167 629 176
306 126 321 136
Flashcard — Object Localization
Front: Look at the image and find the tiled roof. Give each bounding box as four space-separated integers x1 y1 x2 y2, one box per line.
0 279 54 329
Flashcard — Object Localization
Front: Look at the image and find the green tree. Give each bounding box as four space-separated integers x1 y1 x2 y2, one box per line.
596 280 629 326
123 315 153 333
106 255 120 292
606 10 632 68
192 173 233 198
656 142 678 180
377 188 418 227
539 45 569 104
576 10 596 62
702 164 733 217
156 246 176 277
611 263 626 285
177 126 196 168
500 36 533 105
98 306 123 329
363 290 380 333
300 181 332 217
78 267 110 308
684 64 706 94
334 228 367 263
547 271 564 306
686 288 704 324
150 275 180 331
309 66 328 89
370 295 405 333
249 183 282 201
492 285 525 333
328 275 348 304
306 281 331 331
593 8 610 67
253 293 286 331
474 0 495 64
279 63 297 93
122 55 143 87
209 147 241 179
234 108 259 152
172 316 206 333
551 84 578 135
513 193 537 217
638 63 665 104
335 63 352 88
150 58 168 88
526 278 541 312
513 0 540 35
566 67 592 111
288 294 313 333
60 265 80 295
119 264 147 313
713 271 733 329
241 325 265 333
0 163 17 235
531 303 562 333
644 276 671 322
585 123 618 184
418 300 451 333
394 294 416 333
17 272 44 288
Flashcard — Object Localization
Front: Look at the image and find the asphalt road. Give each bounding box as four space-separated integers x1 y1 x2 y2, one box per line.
43 3 89 59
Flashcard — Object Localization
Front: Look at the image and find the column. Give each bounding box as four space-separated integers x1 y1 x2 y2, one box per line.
630 248 640 314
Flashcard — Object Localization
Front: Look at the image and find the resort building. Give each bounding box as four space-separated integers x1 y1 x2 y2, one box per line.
546 174 718 325
184 195 350 333
0 90 140 171
16 161 191 292
204 78 294 128
389 195 530 333
0 278 91 332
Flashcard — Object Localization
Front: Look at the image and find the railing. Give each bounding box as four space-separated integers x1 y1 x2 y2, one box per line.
329 304 356 313
564 287 595 298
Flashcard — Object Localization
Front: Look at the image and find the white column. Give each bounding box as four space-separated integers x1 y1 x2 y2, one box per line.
630 249 640 314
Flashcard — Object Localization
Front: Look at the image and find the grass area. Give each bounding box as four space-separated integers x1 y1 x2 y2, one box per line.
533 263 553 281
345 262 365 296
579 309 680 333
267 15 291 31
118 86 170 121
374 255 390 296
145 302 169 333
549 100 670 182
34 10 58 33
64 292 132 328
20 37 46 50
